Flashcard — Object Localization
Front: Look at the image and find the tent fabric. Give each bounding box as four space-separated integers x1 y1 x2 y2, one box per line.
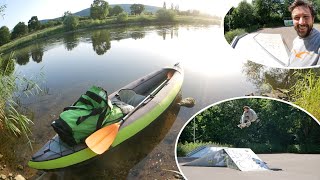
118 89 146 107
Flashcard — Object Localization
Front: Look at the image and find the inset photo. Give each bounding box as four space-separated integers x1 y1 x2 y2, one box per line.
176 97 320 180
224 0 320 68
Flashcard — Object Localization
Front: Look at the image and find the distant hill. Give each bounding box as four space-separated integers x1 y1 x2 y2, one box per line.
40 4 161 23
73 4 161 17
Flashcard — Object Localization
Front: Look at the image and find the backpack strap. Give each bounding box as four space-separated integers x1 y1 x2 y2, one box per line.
85 90 108 105
73 97 95 108
76 108 104 125
95 107 111 130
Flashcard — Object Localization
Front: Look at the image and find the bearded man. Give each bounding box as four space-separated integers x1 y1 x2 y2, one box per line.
288 0 320 67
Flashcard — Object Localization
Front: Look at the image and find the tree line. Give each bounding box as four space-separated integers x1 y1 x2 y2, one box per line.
224 0 320 32
179 98 320 153
0 0 205 47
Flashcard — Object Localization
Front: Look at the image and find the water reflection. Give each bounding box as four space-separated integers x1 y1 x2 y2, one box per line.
130 31 145 40
91 30 111 55
63 33 79 51
8 26 185 67
31 43 44 63
15 49 30 65
242 61 296 93
44 93 182 179
156 27 179 40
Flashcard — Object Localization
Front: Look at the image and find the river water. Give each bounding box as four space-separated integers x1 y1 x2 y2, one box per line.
5 24 279 179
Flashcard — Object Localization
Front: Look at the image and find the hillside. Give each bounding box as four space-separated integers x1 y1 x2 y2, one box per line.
40 4 161 23
74 4 161 17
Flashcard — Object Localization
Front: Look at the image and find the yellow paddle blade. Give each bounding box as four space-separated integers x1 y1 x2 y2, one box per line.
85 123 120 154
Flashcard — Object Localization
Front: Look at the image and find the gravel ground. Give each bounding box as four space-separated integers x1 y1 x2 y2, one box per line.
257 24 320 50
178 153 320 180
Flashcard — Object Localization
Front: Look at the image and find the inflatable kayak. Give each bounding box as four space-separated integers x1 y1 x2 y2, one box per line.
28 64 184 170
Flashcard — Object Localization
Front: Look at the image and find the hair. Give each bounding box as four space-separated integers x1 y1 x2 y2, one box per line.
243 106 250 110
289 0 315 18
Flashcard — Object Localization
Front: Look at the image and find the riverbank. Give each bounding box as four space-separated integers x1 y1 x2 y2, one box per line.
0 15 220 54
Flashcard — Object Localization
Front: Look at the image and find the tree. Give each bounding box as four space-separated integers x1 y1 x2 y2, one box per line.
230 1 255 29
163 2 166 9
116 12 128 22
156 9 176 22
90 0 109 19
110 5 124 16
62 11 72 21
130 4 145 15
0 26 10 46
175 5 179 12
0 4 5 18
63 15 79 31
11 22 28 39
253 0 274 24
28 16 41 32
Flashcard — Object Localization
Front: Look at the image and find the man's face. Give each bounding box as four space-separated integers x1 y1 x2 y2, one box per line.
292 6 314 38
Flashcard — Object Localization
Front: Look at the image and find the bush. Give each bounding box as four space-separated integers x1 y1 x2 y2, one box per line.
116 12 128 23
156 9 176 22
177 141 232 157
224 28 246 44
63 15 79 31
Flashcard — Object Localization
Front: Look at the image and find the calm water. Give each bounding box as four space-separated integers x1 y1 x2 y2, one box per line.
7 25 268 179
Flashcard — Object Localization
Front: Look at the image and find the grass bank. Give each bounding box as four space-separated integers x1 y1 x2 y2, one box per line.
0 15 220 54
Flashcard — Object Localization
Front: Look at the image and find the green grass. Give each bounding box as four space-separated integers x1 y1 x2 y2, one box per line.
290 70 320 121
224 28 247 44
0 26 64 53
0 54 42 148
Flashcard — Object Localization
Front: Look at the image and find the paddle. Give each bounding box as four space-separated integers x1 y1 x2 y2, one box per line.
85 70 174 154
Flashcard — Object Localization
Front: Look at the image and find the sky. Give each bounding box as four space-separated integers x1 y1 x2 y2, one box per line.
0 0 243 30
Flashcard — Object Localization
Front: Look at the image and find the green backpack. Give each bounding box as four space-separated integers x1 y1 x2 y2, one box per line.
51 86 123 146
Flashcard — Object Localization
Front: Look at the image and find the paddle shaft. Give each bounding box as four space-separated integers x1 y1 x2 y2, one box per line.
119 77 171 126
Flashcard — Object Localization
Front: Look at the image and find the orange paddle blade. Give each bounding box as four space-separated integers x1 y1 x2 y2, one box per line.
85 123 120 154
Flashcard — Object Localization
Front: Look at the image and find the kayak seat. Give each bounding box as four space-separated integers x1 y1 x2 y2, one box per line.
117 89 146 107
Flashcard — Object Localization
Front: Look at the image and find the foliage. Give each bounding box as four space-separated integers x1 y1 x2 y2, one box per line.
91 30 111 55
290 70 320 121
110 5 124 16
230 1 255 30
178 98 320 154
283 0 295 18
63 15 79 31
225 0 290 32
177 141 233 157
11 22 28 40
224 28 246 44
90 0 109 19
130 4 145 15
62 11 72 21
0 4 5 17
0 26 10 46
0 54 42 146
156 9 176 22
116 12 128 22
28 16 41 32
